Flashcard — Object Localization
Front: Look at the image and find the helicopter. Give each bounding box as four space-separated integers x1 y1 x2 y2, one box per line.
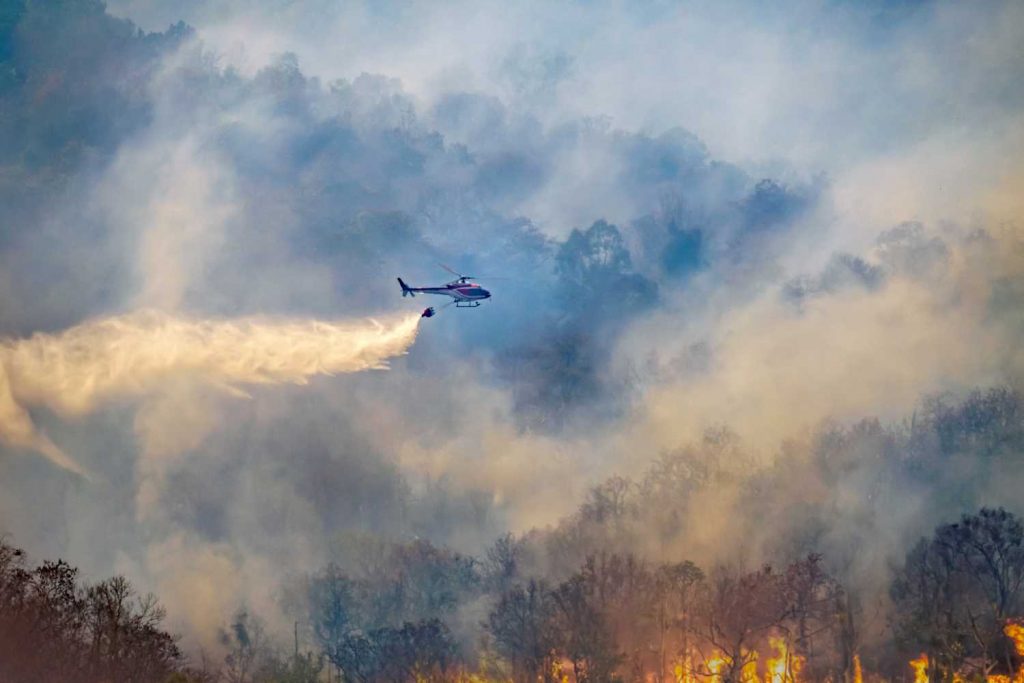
398 265 492 314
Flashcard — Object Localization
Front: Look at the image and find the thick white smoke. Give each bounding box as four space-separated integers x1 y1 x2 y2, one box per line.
0 310 422 475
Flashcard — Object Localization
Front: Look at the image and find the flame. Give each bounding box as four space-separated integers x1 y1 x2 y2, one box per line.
1006 621 1024 658
910 653 928 683
765 637 803 683
551 658 569 683
706 653 726 683
853 654 863 683
675 654 698 683
985 621 1024 683
674 640 806 683
740 650 759 683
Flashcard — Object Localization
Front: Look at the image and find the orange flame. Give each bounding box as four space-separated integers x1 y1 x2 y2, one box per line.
706 653 727 683
910 653 928 683
740 651 759 683
551 658 569 683
681 639 805 683
1006 621 1024 658
765 637 803 683
675 654 698 683
986 621 1024 683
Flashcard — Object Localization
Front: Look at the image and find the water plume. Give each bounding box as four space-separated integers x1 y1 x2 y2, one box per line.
0 310 422 475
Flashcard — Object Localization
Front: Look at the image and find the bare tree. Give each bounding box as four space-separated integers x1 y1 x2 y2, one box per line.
690 564 792 683
482 533 523 594
0 539 182 683
780 555 845 681
653 561 704 682
220 611 275 683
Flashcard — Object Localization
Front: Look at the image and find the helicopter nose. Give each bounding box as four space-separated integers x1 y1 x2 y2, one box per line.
481 289 491 298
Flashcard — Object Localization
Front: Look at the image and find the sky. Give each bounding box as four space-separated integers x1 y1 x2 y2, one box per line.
1 0 1022 651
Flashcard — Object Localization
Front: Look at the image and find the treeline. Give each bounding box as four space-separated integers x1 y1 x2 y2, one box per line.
0 536 333 683
2 387 1023 682
3 505 1022 682
0 539 182 682
482 552 848 682
283 509 1023 682
289 543 848 682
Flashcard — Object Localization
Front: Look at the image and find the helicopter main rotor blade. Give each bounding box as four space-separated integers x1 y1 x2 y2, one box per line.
439 263 478 279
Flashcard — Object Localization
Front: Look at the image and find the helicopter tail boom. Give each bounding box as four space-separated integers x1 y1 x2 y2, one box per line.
397 278 415 297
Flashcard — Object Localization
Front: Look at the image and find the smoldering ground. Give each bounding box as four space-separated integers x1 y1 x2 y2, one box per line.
0 0 1023 664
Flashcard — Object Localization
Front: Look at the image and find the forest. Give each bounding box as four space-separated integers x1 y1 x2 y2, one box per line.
2 1 1023 682
2 388 1023 683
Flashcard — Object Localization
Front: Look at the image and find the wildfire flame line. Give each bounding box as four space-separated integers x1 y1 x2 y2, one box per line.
673 638 805 683
987 621 1024 683
908 621 1024 683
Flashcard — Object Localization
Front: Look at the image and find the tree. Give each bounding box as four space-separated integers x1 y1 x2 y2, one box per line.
576 553 657 679
0 538 183 683
580 477 636 525
555 219 657 319
740 179 810 232
482 532 523 594
551 571 622 682
925 388 1024 461
892 508 1024 680
306 553 466 682
262 649 324 683
652 561 704 682
3 557 87 681
320 619 456 683
387 539 479 620
487 579 557 683
308 564 359 671
690 564 792 683
84 576 181 683
219 611 276 683
367 619 457 682
781 555 845 682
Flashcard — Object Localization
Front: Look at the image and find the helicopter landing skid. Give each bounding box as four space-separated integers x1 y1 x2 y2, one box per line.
455 301 482 308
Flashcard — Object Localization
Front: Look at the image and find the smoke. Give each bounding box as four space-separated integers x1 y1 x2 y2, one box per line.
0 310 421 475
2 0 1023 658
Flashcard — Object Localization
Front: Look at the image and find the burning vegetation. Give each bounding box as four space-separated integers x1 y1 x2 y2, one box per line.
0 2 1022 680
2 387 1024 682
3 487 1023 681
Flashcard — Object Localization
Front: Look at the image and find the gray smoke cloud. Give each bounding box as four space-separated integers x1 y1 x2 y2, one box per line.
1 0 1022 654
